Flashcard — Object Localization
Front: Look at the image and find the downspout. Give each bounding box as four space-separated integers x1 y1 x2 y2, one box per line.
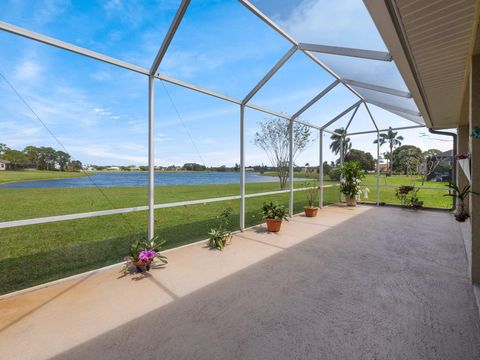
428 128 457 211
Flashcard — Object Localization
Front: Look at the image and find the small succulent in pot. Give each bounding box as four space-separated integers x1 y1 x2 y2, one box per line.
261 202 288 232
126 236 168 272
208 207 233 250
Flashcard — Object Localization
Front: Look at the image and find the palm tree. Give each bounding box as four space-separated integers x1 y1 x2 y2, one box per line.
330 128 352 158
374 127 403 175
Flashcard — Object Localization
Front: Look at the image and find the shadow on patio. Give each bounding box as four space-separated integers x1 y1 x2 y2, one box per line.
1 205 479 360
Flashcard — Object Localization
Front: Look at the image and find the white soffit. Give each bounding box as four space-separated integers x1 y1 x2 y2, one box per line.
365 0 479 129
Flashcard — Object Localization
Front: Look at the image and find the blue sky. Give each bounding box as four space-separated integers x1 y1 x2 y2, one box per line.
0 0 452 167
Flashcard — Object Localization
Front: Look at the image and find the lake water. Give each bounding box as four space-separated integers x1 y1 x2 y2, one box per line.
0 171 280 189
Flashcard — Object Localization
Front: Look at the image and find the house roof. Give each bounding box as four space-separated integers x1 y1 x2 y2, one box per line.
0 159 11 164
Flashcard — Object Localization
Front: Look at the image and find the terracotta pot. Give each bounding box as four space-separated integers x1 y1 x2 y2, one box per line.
346 195 357 207
304 206 318 217
133 259 152 272
266 219 283 232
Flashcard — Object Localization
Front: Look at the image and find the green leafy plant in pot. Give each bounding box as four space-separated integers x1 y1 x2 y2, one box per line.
126 236 168 273
444 182 470 222
208 207 233 250
261 202 288 232
339 161 364 207
395 185 423 209
303 180 319 217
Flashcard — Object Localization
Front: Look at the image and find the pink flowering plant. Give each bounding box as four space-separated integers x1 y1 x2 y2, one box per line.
126 235 168 272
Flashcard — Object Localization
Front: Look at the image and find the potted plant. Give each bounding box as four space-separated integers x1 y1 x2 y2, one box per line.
303 180 319 217
444 182 471 222
261 202 288 232
208 208 233 250
339 161 364 207
126 236 168 272
395 185 423 209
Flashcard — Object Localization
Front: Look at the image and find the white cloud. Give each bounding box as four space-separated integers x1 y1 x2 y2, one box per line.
33 0 70 26
14 59 43 81
90 71 113 81
271 0 386 50
200 138 215 144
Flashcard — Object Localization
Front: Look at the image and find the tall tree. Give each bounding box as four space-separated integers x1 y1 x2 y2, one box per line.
392 145 423 175
344 149 375 171
0 143 9 156
69 160 83 171
2 149 29 169
23 146 40 169
55 151 71 171
329 128 351 158
254 118 311 189
38 147 57 170
373 127 404 175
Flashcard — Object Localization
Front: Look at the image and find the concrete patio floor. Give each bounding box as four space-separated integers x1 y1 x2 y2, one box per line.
1 205 480 359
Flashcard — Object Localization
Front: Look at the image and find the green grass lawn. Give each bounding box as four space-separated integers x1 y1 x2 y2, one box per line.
263 172 450 207
0 170 87 184
0 172 451 294
0 182 340 294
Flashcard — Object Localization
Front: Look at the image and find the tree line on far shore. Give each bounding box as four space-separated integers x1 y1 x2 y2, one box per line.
0 143 83 171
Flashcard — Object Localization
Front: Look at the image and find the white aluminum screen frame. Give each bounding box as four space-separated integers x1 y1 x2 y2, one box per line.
0 0 426 235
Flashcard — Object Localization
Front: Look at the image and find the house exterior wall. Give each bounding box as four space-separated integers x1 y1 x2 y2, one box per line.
470 54 480 283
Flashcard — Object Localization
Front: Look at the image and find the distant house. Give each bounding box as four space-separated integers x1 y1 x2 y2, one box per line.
245 167 255 172
106 166 120 171
0 159 11 171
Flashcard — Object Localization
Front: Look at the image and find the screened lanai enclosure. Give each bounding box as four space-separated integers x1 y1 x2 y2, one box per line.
0 0 455 294
3 1 480 359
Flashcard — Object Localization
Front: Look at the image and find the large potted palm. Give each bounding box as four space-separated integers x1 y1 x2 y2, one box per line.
340 161 364 207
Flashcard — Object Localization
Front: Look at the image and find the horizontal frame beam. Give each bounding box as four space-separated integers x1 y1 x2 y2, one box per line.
150 0 190 74
155 73 241 104
0 185 338 229
242 45 297 104
343 79 411 98
320 100 363 130
0 21 150 75
0 21 330 134
299 43 392 62
365 99 422 117
388 109 425 125
347 125 425 136
291 80 340 119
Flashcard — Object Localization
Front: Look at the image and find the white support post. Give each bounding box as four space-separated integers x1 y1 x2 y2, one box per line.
148 76 155 240
340 136 344 204
376 132 380 206
319 130 324 208
289 119 294 217
240 105 246 231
